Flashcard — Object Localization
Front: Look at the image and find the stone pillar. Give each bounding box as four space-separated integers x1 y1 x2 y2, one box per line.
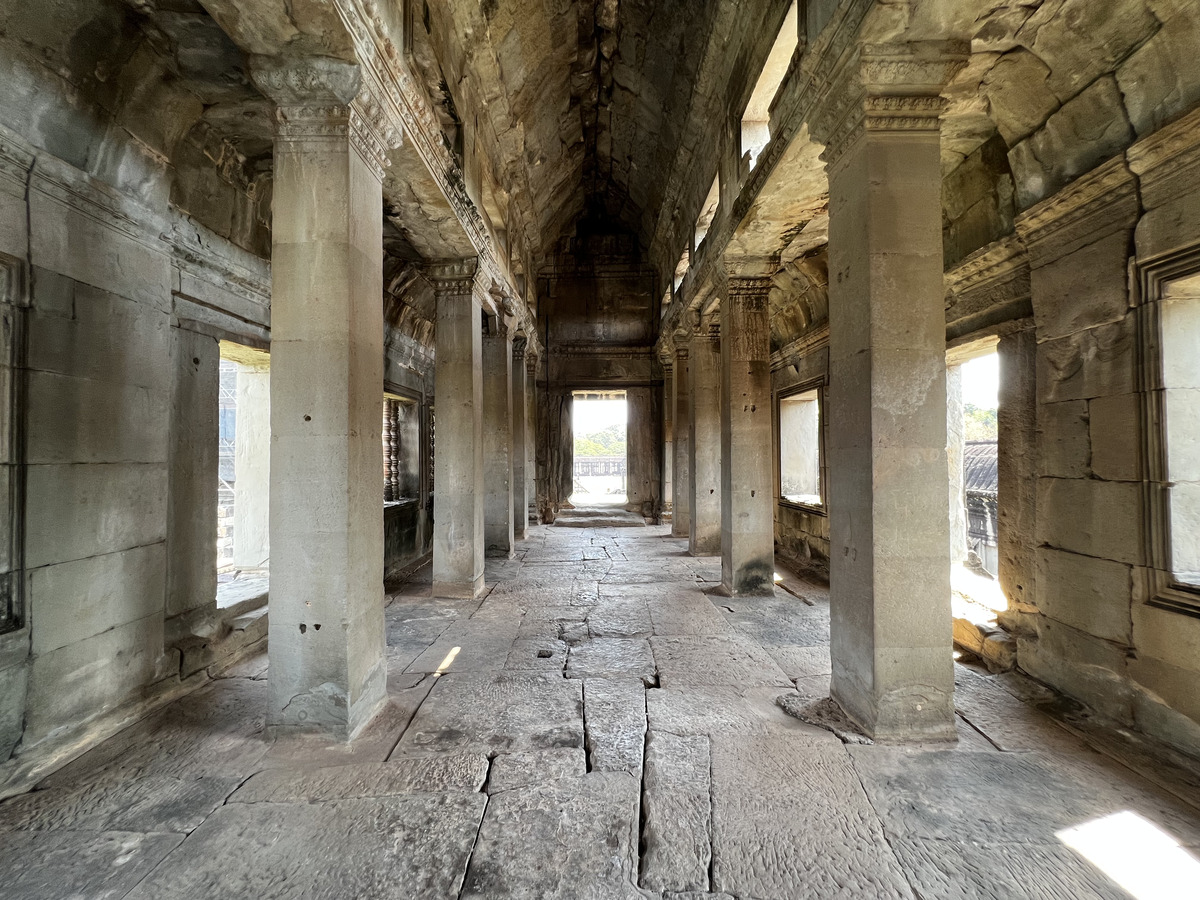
256 59 395 738
721 271 775 596
672 343 692 538
689 319 722 556
233 360 270 570
512 338 530 541
483 314 515 557
526 352 539 526
662 359 674 514
947 364 967 566
431 262 486 598
811 42 968 741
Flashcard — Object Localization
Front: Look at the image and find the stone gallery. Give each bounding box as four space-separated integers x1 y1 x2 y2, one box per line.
2 0 1200 896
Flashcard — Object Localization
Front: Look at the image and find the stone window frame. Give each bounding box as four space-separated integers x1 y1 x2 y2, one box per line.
383 390 421 506
0 253 25 636
776 379 826 514
1137 244 1200 619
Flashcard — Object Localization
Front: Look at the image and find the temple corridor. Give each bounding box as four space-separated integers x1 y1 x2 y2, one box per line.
3 522 1199 899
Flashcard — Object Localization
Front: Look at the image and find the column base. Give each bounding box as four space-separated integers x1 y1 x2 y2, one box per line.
433 575 486 599
832 661 957 743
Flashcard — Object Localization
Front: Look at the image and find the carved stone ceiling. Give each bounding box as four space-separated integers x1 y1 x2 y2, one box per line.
427 0 734 263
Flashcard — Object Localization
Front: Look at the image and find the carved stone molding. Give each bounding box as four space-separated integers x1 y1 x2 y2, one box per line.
424 258 479 298
809 41 969 169
513 336 527 361
726 275 774 313
1014 155 1139 266
1127 105 1200 215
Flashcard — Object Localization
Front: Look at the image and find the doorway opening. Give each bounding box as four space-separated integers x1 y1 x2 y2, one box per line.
948 346 1006 658
217 342 270 608
571 390 627 507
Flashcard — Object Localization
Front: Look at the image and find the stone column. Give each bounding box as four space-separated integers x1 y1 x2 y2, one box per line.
689 318 722 556
721 270 775 595
483 313 515 557
233 360 270 570
662 358 674 515
997 329 1037 615
512 338 530 541
431 262 486 598
672 342 692 538
811 41 968 741
526 352 539 526
255 59 395 738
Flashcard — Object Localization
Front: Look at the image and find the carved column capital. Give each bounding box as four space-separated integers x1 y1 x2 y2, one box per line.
810 40 969 169
726 275 774 313
512 336 528 361
425 258 480 298
251 56 401 180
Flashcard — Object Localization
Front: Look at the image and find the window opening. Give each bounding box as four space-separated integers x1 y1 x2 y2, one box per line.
778 386 822 507
384 393 420 504
571 391 627 506
740 0 799 170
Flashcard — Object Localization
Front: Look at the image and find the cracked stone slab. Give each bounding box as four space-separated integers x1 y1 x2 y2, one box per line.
504 638 568 672
647 594 734 636
650 635 791 688
849 746 1200 847
460 772 646 900
488 749 588 793
394 673 583 757
888 836 1128 899
0 774 242 834
646 685 837 741
124 794 487 900
517 607 589 640
641 731 711 893
587 598 653 638
718 600 831 648
231 756 489 803
583 679 646 775
0 830 184 900
710 735 912 899
567 638 657 685
767 645 832 678
405 618 521 675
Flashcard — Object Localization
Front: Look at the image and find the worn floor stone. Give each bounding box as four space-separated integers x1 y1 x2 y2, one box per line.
124 794 487 900
460 772 646 900
641 730 711 893
583 678 647 774
4 525 1199 898
710 736 913 899
0 830 184 900
566 637 657 684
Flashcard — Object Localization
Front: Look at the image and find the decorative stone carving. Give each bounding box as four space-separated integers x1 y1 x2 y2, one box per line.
424 259 480 298
809 41 970 168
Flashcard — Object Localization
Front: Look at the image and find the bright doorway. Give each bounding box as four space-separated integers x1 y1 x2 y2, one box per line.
571 391 627 506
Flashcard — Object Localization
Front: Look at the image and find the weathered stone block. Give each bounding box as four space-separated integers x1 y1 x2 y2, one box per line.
1017 616 1134 723
1035 547 1132 644
1130 597 1200 674
1116 10 1200 137
1035 477 1144 565
0 654 27 759
1089 393 1141 482
25 463 168 568
1037 399 1090 478
641 731 711 893
1009 77 1134 209
28 543 166 655
1030 230 1132 342
1037 316 1135 403
24 613 164 747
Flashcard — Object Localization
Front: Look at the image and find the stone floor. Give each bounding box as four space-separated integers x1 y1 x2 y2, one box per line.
3 524 1200 899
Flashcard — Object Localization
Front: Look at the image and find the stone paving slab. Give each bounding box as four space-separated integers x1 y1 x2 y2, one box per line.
646 593 734 636
232 756 489 803
650 635 792 688
0 773 241 833
0 830 184 900
646 684 837 741
587 597 653 637
460 772 647 900
640 730 711 893
566 637 657 684
405 617 522 675
583 678 647 774
767 644 832 678
504 637 568 673
394 673 584 757
888 836 1128 899
850 746 1200 847
488 749 588 793
124 794 487 900
710 735 913 899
